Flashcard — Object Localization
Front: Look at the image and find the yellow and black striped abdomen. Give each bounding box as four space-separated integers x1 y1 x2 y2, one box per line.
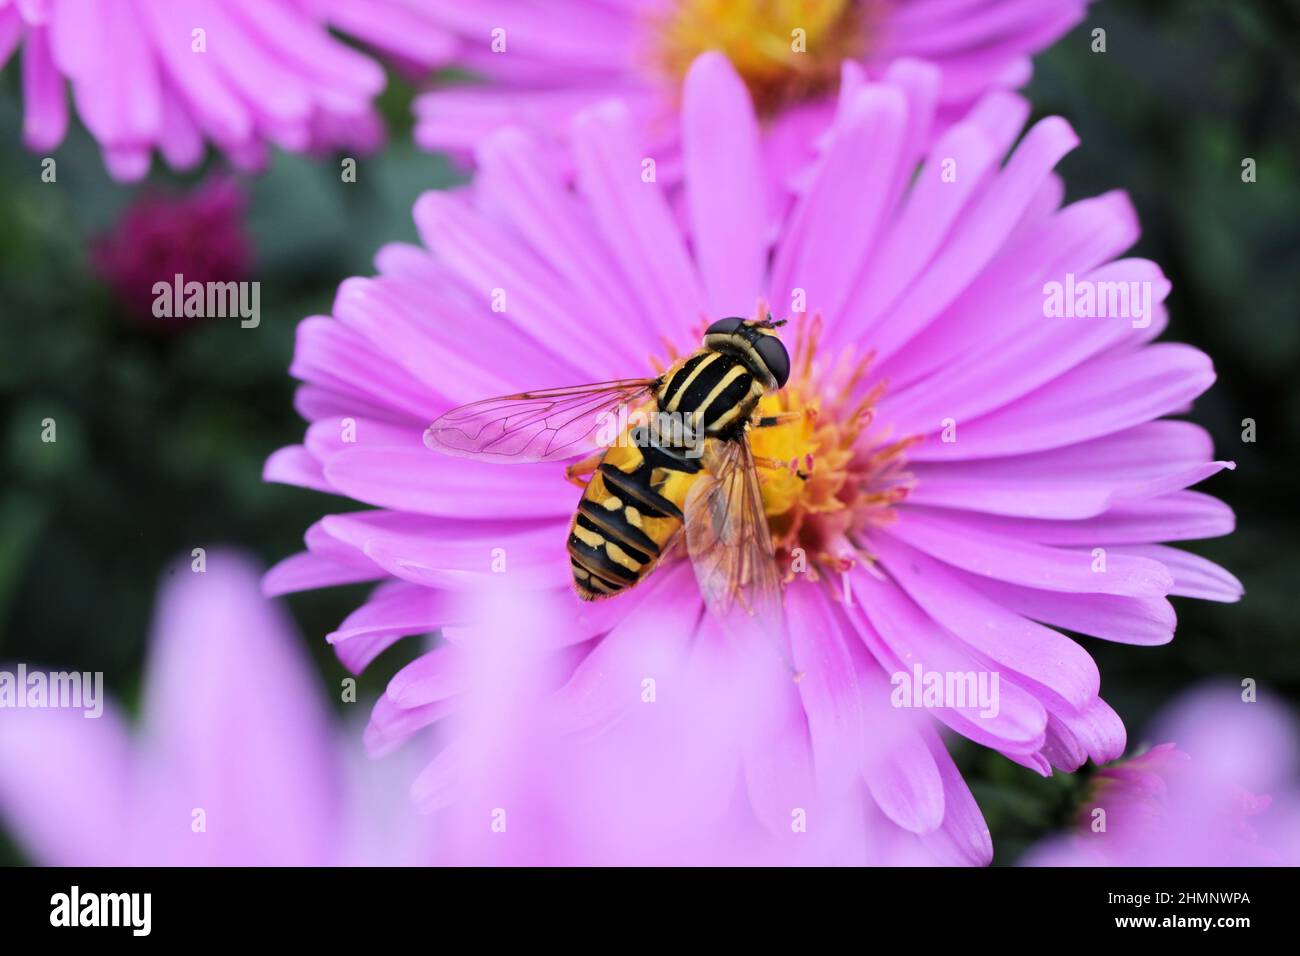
567 346 766 600
567 436 705 600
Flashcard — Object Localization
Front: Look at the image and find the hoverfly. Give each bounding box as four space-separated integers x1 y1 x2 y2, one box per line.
424 315 797 633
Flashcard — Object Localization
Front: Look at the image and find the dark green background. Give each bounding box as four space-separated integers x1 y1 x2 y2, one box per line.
1 0 1296 865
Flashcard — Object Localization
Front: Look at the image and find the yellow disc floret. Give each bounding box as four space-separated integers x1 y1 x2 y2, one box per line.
653 0 870 115
748 316 916 580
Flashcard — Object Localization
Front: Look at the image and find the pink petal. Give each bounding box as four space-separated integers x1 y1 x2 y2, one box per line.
771 83 909 321
547 565 700 736
412 190 643 378
915 727 994 866
908 344 1216 460
0 12 22 69
966 574 1176 647
848 567 1049 754
858 662 947 835
263 444 332 493
155 83 205 170
0 705 133 865
325 0 457 66
334 272 592 404
908 421 1231 518
880 258 1171 437
229 0 386 102
682 52 768 318
884 507 1175 599
873 533 1104 709
20 23 66 150
140 551 340 864
1114 545 1244 603
571 100 707 346
135 0 254 145
833 115 1001 350
319 510 571 591
304 415 575 519
291 316 442 423
786 585 867 792
263 549 384 597
386 643 466 708
327 581 461 674
866 116 1080 362
1040 695 1127 772
476 130 654 369
365 694 457 758
945 491 1235 546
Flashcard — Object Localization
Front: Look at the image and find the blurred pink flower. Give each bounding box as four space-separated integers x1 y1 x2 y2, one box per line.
318 0 457 80
411 584 982 865
89 176 252 326
0 550 434 865
411 0 1089 173
1026 685 1300 866
0 0 437 181
264 53 1237 863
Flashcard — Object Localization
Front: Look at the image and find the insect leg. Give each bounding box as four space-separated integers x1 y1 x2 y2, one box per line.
564 450 606 488
754 411 807 429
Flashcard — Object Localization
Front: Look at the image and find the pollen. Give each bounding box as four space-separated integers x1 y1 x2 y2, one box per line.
651 0 872 116
749 315 916 583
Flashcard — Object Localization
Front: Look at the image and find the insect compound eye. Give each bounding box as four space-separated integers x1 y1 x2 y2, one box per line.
755 334 791 388
704 317 745 336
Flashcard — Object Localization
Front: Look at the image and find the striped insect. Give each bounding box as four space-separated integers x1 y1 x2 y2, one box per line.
424 315 797 631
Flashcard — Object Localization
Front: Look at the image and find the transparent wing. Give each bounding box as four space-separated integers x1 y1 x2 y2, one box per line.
423 379 658 464
685 436 787 642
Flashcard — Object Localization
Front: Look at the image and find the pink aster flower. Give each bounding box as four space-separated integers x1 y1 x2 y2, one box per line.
1026 685 1300 866
265 53 1238 863
412 0 1089 174
0 0 439 181
89 176 252 326
317 0 458 79
402 583 981 865
0 550 434 865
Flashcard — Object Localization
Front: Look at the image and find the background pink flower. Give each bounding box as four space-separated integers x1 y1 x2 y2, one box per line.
1025 684 1300 866
0 0 441 180
404 584 984 865
0 550 435 866
411 0 1090 176
264 53 1237 864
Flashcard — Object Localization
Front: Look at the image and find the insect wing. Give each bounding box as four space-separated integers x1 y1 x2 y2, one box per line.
685 437 787 642
424 379 658 463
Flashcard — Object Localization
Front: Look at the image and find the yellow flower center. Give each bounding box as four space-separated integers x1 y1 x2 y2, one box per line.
748 317 915 579
647 313 914 582
651 0 871 115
